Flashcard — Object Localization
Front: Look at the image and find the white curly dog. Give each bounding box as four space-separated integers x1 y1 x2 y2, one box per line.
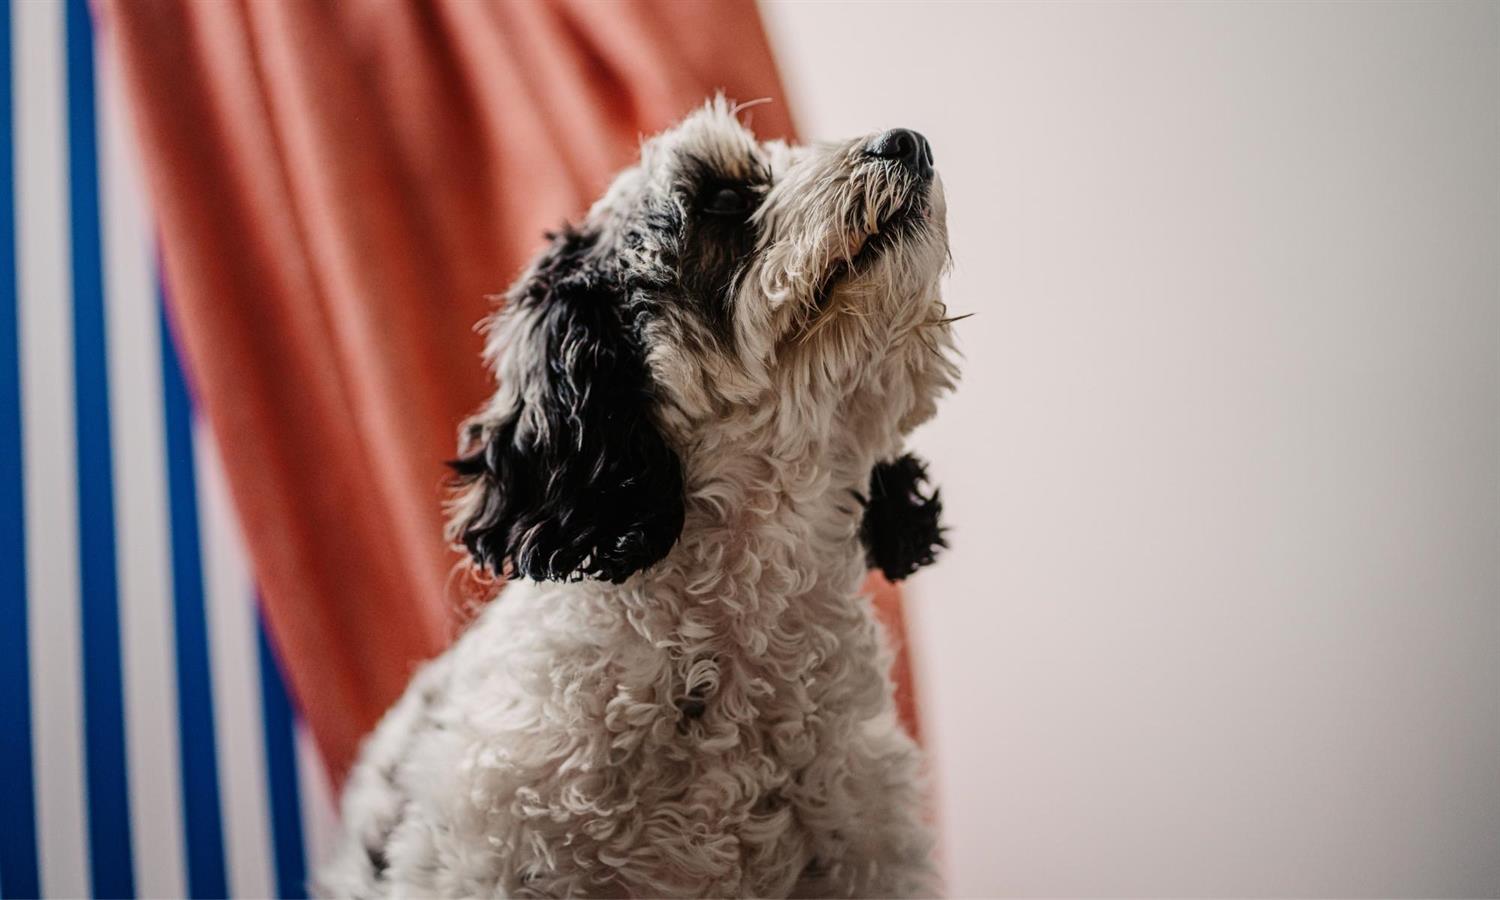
318 98 959 899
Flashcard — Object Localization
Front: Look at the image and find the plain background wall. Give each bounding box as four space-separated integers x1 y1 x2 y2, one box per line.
763 2 1499 897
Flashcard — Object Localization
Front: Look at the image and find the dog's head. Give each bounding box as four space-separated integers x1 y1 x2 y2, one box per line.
450 98 959 584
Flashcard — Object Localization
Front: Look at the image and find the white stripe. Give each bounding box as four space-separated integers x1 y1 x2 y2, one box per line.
97 36 188 899
295 721 340 878
14 1 90 896
196 424 276 899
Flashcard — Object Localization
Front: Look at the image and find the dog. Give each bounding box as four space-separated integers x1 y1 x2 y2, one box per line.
317 98 959 899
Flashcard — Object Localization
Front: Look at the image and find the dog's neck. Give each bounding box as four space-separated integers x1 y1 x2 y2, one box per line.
684 445 872 553
624 420 884 639
595 420 897 750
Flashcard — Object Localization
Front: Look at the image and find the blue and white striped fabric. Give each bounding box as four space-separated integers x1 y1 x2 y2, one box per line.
1 1 337 896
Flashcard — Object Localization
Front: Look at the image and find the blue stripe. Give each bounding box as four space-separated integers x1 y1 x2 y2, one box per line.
0 1 42 896
65 0 135 894
258 616 308 899
159 295 228 899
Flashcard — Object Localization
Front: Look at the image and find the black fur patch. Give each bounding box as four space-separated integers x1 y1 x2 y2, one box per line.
367 844 389 880
859 454 946 581
450 228 684 583
679 189 760 336
656 153 768 338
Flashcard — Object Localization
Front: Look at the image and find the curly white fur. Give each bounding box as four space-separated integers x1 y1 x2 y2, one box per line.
318 99 959 899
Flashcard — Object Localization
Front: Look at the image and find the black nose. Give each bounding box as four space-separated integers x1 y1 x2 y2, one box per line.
864 128 933 178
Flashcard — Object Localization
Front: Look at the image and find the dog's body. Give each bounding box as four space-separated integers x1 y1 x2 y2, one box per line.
318 100 958 898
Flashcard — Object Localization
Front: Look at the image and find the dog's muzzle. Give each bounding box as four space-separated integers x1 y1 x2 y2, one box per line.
863 128 934 181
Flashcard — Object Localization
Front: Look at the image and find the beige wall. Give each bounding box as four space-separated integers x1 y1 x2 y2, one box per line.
763 2 1500 896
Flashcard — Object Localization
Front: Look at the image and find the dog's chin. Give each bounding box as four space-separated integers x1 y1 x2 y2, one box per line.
813 195 934 311
854 201 931 266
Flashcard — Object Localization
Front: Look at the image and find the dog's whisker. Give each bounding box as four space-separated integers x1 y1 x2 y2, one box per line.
730 96 773 117
932 313 974 326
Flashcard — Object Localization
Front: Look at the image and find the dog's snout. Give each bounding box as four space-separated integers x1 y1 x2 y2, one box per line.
864 128 933 179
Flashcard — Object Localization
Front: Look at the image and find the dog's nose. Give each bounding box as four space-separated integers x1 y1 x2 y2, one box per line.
863 128 933 179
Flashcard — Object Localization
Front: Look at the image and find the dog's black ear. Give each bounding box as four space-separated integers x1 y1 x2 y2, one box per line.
860 453 946 581
448 229 684 583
